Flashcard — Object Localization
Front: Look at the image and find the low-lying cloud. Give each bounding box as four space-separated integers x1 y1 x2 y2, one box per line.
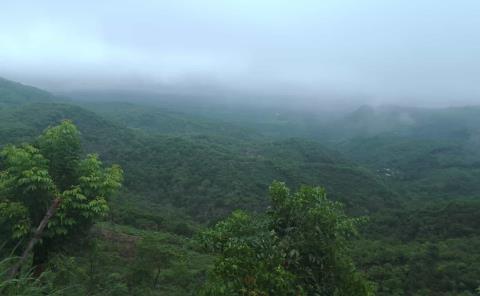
1 0 480 107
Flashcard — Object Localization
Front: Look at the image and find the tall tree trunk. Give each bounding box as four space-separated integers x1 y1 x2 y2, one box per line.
8 198 61 279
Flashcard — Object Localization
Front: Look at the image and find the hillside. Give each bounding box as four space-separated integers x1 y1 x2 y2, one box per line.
2 78 480 295
76 101 262 141
0 78 398 220
330 106 480 201
0 77 55 107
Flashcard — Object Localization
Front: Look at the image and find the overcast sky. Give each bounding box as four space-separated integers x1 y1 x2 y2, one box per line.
1 0 480 106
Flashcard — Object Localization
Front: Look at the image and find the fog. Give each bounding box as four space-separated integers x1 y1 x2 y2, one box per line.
1 0 480 107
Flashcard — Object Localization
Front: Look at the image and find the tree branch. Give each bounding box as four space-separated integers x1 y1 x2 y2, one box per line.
7 198 61 279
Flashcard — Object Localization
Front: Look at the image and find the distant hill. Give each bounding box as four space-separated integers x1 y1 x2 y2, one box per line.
332 105 480 200
2 78 480 295
0 78 398 220
76 101 262 142
329 104 480 141
0 77 56 107
63 89 339 139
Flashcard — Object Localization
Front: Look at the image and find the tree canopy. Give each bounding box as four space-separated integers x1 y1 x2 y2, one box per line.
200 181 374 295
0 121 122 273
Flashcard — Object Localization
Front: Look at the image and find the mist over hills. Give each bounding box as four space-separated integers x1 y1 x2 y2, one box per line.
3 1 480 294
2 76 480 294
0 77 399 216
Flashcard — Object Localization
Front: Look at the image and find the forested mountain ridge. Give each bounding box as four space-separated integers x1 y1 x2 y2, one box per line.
331 105 480 295
65 89 480 152
75 101 263 141
0 77 397 219
0 77 56 107
71 90 480 204
330 106 480 203
326 104 480 140
1 77 480 295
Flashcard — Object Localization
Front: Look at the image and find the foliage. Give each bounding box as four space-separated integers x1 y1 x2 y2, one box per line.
47 223 212 296
0 121 122 271
200 182 374 295
0 257 57 296
0 94 398 221
201 210 298 295
126 235 178 290
2 77 480 295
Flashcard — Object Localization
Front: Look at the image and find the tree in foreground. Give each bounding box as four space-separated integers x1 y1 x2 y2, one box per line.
0 121 123 277
200 181 375 295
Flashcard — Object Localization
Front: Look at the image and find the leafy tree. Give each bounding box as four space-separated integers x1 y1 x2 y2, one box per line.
201 210 298 295
0 121 122 274
127 235 177 291
200 181 374 295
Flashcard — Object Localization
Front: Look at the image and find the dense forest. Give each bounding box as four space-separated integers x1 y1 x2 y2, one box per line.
1 77 480 295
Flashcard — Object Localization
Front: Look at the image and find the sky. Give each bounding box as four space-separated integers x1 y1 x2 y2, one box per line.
1 0 480 107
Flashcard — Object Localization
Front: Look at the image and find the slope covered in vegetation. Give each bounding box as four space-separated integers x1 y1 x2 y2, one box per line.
1 78 480 295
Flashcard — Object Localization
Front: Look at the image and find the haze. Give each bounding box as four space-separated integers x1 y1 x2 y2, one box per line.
1 0 480 107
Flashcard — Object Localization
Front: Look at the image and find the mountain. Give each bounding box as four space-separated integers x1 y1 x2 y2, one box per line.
2 77 480 295
0 78 398 221
329 104 480 140
0 77 55 107
329 105 480 201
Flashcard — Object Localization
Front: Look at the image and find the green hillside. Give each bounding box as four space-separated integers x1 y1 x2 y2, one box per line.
0 80 398 220
0 78 55 107
1 78 480 295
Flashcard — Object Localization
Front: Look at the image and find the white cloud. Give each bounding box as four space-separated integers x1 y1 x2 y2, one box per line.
0 0 479 106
